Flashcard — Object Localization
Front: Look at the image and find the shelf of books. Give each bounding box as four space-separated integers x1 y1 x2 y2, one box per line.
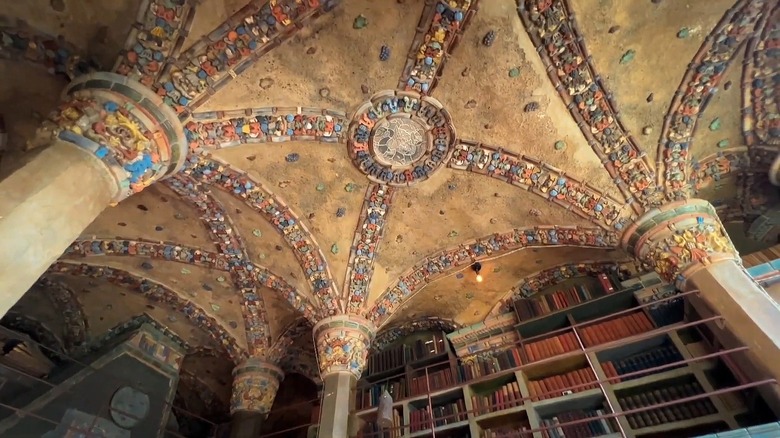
352 275 780 438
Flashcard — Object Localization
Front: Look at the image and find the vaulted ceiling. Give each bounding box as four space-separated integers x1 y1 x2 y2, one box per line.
0 0 777 418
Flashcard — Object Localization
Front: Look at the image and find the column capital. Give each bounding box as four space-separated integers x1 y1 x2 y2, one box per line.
620 199 738 287
33 72 187 203
230 358 283 416
314 315 375 379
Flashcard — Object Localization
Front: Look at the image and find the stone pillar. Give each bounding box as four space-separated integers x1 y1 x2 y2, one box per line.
769 152 780 186
0 72 186 317
229 358 284 438
622 199 780 380
314 315 375 438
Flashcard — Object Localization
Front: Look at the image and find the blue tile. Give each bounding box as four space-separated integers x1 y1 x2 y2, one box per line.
748 264 774 277
717 430 749 438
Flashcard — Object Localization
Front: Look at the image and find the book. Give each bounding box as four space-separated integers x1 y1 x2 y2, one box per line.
539 408 615 438
523 331 580 362
458 346 523 380
409 400 467 432
481 422 532 438
514 285 600 322
579 311 655 347
618 381 718 430
528 366 598 400
470 380 524 415
357 408 403 438
367 344 408 376
409 366 459 396
357 377 407 410
601 343 684 383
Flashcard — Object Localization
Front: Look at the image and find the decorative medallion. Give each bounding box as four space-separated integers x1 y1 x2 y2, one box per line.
109 386 150 429
348 90 456 186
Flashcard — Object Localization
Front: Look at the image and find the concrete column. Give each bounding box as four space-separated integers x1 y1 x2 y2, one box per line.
0 72 186 317
622 199 780 380
314 315 375 438
229 358 283 438
769 152 780 186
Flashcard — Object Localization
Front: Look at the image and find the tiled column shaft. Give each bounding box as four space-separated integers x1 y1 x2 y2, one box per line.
622 199 780 381
229 358 283 437
0 72 186 318
314 315 375 438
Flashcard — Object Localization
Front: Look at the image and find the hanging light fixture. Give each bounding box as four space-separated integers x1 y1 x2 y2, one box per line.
472 262 483 283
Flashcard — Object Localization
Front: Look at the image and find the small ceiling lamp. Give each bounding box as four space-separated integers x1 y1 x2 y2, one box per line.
472 262 483 283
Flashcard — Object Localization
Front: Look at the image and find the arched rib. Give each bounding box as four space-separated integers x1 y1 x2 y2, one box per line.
266 317 311 364
164 175 275 355
33 278 88 352
399 0 480 95
343 184 395 314
489 260 635 316
183 154 339 316
149 0 340 118
689 147 750 195
367 226 619 328
62 238 318 324
656 0 769 201
0 24 95 79
373 317 462 352
185 107 347 153
741 3 780 147
112 0 197 86
449 140 636 231
517 0 660 210
46 261 246 362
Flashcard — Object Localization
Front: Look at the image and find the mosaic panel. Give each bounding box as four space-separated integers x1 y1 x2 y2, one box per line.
183 155 339 315
113 0 196 86
450 141 635 231
47 261 246 362
689 148 750 194
367 226 619 327
518 0 660 210
344 184 394 314
656 0 768 201
400 0 479 95
150 0 338 117
186 107 347 152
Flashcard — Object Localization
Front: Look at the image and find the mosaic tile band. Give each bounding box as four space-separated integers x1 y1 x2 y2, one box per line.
450 141 635 231
0 25 96 79
373 317 461 352
113 0 196 87
367 226 619 328
150 0 338 117
186 107 347 152
657 0 768 201
314 314 375 379
400 0 479 95
344 184 394 314
34 279 88 352
230 359 283 415
621 199 739 285
518 0 660 210
742 3 779 147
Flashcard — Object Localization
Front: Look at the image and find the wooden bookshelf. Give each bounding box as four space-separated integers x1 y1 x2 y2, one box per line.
351 278 779 438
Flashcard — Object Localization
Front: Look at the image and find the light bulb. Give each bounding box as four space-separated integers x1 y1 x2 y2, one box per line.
476 274 483 283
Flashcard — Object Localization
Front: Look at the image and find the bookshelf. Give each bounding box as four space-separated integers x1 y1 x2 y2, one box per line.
352 275 779 438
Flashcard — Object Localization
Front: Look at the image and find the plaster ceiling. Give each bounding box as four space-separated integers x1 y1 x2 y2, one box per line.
0 0 777 409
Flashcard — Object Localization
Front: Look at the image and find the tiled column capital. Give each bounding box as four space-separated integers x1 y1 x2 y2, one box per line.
230 358 283 415
33 72 187 203
314 315 375 379
621 199 738 287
